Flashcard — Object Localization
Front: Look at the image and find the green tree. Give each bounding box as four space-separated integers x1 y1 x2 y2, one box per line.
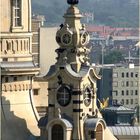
103 50 124 64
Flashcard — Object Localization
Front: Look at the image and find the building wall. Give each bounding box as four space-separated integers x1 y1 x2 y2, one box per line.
32 19 41 67
0 0 31 32
112 66 139 108
39 27 58 75
0 0 32 63
97 65 139 109
33 79 48 116
97 68 113 102
2 75 30 92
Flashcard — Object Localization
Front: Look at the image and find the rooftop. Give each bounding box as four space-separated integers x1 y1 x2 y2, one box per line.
102 105 136 113
109 126 140 136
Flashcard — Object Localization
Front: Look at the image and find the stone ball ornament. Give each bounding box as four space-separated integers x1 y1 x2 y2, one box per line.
67 0 79 5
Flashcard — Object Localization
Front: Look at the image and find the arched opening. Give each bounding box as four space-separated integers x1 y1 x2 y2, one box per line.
52 124 64 140
96 124 103 140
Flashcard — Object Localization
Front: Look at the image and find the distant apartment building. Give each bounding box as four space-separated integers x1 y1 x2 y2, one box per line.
31 15 45 67
32 19 40 67
97 64 139 109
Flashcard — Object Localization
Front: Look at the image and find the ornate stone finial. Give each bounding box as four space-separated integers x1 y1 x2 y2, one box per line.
82 24 86 30
67 0 79 5
56 108 61 118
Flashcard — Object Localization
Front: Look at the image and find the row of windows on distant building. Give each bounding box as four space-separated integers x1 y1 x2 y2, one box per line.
113 72 138 78
113 90 138 96
113 81 139 87
113 98 138 105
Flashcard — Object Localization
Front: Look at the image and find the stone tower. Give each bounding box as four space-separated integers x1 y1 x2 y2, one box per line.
38 0 117 140
1 0 40 139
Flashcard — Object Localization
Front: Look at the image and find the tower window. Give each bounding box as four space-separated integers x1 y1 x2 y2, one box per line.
52 125 63 140
135 73 138 77
130 90 133 95
131 99 133 105
121 99 124 105
12 0 22 27
135 99 138 104
5 77 9 83
131 72 133 77
135 90 138 95
126 99 129 105
3 58 8 61
121 90 124 95
126 72 129 77
113 72 118 78
13 77 17 81
33 89 39 95
90 131 95 139
122 72 124 77
126 81 129 87
126 90 129 95
57 86 71 106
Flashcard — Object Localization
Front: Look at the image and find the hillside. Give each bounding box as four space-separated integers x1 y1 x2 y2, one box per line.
32 0 139 27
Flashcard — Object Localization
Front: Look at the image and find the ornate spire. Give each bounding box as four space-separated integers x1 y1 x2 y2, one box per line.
55 0 90 72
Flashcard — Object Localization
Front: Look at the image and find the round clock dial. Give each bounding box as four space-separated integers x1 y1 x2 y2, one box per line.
80 32 89 45
83 87 91 106
61 33 72 45
57 86 71 106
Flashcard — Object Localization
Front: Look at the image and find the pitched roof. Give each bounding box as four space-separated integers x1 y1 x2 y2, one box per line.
102 105 135 113
109 126 140 136
1 61 36 69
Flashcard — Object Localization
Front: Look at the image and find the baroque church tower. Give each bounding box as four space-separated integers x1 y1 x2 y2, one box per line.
39 0 117 140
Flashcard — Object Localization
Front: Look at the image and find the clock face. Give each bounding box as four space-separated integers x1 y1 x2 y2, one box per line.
61 33 72 45
57 86 71 106
83 86 91 106
80 32 89 45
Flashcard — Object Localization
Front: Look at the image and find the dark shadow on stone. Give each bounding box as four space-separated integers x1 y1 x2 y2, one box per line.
1 96 39 140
